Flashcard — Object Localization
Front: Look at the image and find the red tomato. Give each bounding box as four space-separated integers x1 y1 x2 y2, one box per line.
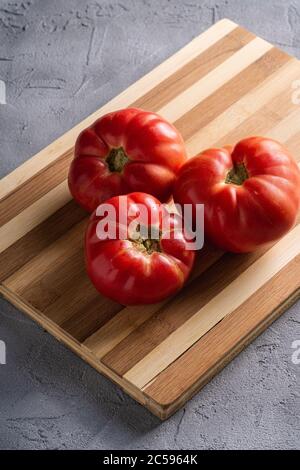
68 108 186 212
85 193 195 305
174 137 300 253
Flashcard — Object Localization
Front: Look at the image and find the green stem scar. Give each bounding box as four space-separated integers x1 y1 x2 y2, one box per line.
130 224 161 255
225 162 249 185
106 147 129 173
140 238 161 254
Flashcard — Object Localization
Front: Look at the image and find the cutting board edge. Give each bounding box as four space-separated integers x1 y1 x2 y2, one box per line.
0 284 165 419
1 283 300 420
1 18 300 420
143 286 300 419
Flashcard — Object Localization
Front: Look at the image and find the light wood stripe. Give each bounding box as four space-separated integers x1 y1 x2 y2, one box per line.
0 150 73 227
0 180 71 254
158 37 273 123
0 19 236 202
0 200 86 282
124 224 300 388
267 108 300 142
214 90 300 149
185 59 300 155
175 47 290 147
285 132 300 155
132 27 255 111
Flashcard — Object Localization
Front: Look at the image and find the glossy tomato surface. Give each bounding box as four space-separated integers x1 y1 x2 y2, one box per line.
69 108 186 212
174 137 300 253
85 193 195 305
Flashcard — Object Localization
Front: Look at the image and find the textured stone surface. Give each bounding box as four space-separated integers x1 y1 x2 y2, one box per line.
0 0 300 450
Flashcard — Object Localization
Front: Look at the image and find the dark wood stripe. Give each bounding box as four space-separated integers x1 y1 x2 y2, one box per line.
0 149 73 227
13 238 86 310
44 272 103 323
0 200 87 282
62 295 121 343
174 47 290 142
102 246 271 376
144 255 300 408
39 263 123 343
133 26 255 111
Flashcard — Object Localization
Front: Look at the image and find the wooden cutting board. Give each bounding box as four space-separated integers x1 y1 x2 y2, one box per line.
1 19 300 420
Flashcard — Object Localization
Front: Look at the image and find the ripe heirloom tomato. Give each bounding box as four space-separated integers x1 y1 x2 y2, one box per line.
174 137 300 253
68 108 187 212
85 193 195 305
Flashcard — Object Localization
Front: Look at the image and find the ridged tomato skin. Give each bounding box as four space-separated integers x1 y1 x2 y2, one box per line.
174 137 300 253
68 108 187 212
85 193 195 305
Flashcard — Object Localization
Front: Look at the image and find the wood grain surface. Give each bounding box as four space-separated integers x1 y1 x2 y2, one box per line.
1 19 300 419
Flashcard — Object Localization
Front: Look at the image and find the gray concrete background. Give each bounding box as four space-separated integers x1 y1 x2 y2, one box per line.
0 0 300 450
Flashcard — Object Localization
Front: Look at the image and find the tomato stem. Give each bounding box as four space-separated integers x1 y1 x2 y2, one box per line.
130 224 161 254
106 147 129 172
225 162 248 185
141 238 161 254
